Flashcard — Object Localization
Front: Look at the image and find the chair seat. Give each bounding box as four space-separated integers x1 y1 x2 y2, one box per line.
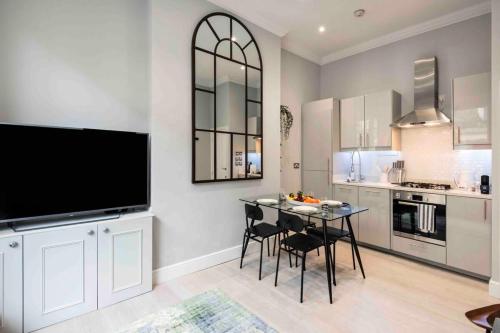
307 226 350 242
248 222 281 238
281 233 324 253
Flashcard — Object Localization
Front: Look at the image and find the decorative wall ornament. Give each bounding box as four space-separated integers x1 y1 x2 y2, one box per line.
280 105 293 141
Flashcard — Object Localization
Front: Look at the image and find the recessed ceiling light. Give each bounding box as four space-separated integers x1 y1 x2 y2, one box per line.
231 36 237 41
318 26 326 33
354 9 366 17
240 65 245 70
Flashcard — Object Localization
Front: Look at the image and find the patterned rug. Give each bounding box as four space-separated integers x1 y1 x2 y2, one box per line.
118 289 278 333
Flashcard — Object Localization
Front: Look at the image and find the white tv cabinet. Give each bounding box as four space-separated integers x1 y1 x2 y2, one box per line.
0 211 153 333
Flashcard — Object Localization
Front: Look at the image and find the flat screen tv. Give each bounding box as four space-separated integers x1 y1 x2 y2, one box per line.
0 124 150 223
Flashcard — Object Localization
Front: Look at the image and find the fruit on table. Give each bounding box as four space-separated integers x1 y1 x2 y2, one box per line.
288 191 320 203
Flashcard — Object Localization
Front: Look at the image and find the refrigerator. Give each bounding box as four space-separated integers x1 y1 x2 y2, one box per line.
301 98 340 199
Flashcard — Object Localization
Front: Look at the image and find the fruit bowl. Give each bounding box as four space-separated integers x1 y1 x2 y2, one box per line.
286 196 322 207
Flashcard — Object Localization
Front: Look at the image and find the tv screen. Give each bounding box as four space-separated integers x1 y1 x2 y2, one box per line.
0 124 149 223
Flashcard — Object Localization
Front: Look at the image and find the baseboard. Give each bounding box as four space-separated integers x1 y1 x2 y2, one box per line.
153 241 258 285
490 279 500 298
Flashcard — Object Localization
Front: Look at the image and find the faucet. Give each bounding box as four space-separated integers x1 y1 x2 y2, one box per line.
348 149 363 182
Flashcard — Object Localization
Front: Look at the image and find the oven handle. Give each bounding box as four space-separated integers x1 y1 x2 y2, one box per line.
398 201 420 207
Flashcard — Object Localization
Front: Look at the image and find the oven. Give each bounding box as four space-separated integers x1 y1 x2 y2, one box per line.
392 190 446 246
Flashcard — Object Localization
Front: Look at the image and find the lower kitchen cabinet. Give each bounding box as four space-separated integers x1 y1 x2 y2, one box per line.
0 236 23 333
98 217 153 308
23 224 98 333
447 196 491 276
358 187 391 249
333 184 359 238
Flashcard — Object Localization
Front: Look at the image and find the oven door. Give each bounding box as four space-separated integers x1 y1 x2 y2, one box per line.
393 200 446 246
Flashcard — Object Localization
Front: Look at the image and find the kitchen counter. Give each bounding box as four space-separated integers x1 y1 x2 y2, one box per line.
332 180 492 200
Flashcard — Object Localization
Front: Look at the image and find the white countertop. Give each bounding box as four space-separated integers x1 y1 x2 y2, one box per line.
332 180 492 200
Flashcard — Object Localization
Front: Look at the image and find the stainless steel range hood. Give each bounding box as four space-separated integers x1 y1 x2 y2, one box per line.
391 57 451 128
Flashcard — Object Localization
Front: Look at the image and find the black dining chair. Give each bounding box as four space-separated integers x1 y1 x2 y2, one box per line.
307 216 365 282
274 211 330 303
240 204 283 280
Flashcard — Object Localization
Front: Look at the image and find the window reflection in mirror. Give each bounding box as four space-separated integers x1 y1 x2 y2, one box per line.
216 57 246 133
247 136 262 177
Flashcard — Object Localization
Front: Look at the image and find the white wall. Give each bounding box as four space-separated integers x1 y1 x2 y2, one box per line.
321 14 492 184
280 50 320 193
0 0 150 132
151 0 281 269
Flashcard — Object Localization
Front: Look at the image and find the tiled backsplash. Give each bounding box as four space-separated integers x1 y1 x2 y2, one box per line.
334 126 492 186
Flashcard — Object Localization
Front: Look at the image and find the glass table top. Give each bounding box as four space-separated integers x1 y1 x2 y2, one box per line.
239 194 368 221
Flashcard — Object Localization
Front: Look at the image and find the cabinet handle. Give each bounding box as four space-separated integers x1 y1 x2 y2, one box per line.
9 241 18 248
359 133 362 147
88 230 95 236
103 228 110 233
327 158 330 184
366 133 369 147
484 200 487 222
457 126 461 144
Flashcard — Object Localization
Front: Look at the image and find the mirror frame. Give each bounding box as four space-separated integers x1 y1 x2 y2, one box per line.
192 12 263 183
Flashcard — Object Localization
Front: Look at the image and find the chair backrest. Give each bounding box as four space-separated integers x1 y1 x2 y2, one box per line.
278 211 304 233
245 204 263 221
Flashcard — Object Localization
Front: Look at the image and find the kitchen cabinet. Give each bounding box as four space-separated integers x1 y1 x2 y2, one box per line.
358 187 391 249
340 90 401 151
24 224 98 332
302 98 339 198
333 184 359 238
98 217 152 308
447 196 491 276
453 72 491 149
0 236 23 333
340 96 364 150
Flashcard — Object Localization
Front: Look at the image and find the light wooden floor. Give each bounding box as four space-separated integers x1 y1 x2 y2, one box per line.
37 242 496 333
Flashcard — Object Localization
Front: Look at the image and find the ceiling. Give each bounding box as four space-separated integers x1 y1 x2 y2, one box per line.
207 0 490 65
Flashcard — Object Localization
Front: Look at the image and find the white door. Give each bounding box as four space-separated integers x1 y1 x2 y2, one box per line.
98 217 152 308
216 132 230 179
302 98 333 171
0 236 23 333
340 96 365 149
24 225 98 333
364 91 394 148
302 171 332 199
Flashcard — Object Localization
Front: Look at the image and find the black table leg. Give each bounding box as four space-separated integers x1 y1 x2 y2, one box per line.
322 218 333 304
345 215 365 279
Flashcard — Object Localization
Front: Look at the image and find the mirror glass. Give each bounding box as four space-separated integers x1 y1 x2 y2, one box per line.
232 135 246 179
194 131 214 181
216 133 231 180
247 136 262 178
216 57 246 133
193 14 263 183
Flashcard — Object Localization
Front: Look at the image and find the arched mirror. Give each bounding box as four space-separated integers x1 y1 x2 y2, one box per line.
192 12 263 183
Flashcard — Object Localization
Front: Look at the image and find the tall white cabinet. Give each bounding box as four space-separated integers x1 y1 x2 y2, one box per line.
302 98 339 198
23 225 98 333
340 96 365 149
0 236 23 333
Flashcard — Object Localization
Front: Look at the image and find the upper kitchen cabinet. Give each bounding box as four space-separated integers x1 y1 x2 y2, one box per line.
340 90 401 151
340 96 365 150
453 72 491 149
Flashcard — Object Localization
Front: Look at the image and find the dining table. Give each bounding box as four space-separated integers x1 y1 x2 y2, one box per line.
239 194 368 304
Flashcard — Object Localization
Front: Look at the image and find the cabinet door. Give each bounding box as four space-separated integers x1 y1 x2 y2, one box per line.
302 99 333 171
453 73 491 147
447 197 491 276
98 217 152 308
333 185 359 238
302 171 332 199
358 187 390 249
340 96 364 150
24 225 98 332
364 91 396 149
0 236 23 333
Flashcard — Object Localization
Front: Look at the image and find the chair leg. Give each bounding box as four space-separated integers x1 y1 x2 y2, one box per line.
240 231 249 269
332 244 336 286
317 248 320 256
295 250 298 267
272 235 277 256
274 244 281 287
300 253 306 303
351 241 356 270
259 241 264 280
267 237 270 257
285 231 292 268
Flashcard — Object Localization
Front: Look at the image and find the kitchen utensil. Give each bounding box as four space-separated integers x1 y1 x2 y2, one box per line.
481 175 490 194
